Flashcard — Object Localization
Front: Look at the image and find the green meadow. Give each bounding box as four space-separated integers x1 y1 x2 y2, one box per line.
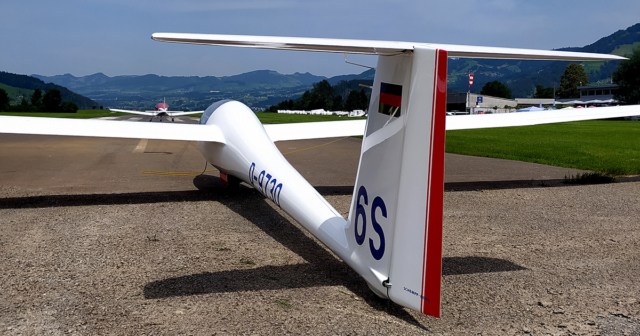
445 120 640 176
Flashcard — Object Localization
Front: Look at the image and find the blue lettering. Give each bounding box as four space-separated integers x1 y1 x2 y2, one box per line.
354 186 368 245
353 186 386 260
248 162 284 207
370 196 386 260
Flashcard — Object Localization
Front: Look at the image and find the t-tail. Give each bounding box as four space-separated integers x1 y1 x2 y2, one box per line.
346 47 448 317
194 48 448 317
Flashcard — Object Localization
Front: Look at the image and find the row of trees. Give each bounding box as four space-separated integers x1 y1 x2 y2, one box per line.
0 88 78 112
268 80 370 112
479 63 590 100
612 45 640 104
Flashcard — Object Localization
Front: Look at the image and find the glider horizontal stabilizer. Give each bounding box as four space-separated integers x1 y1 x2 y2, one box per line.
152 33 626 61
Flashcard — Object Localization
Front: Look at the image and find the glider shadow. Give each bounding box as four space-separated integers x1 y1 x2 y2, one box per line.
0 174 527 327
144 176 528 328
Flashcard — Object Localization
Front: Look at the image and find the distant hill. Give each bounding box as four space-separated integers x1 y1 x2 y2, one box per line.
0 83 34 104
0 71 98 108
32 69 371 111
448 23 640 97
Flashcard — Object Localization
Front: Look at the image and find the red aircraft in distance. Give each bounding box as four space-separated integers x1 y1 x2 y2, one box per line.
111 99 204 122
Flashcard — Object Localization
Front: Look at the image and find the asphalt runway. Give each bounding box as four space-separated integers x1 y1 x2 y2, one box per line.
0 115 639 334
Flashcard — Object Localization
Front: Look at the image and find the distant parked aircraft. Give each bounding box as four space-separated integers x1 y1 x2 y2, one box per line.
111 99 203 122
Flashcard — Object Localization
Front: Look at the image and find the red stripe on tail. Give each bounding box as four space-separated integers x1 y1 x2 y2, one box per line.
421 49 447 318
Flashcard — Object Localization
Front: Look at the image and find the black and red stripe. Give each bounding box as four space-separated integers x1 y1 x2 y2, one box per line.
379 82 402 116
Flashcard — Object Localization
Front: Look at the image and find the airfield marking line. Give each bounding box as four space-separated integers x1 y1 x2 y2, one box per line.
139 136 349 177
133 139 148 153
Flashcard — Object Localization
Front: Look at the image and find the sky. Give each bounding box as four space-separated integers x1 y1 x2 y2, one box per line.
2 0 639 78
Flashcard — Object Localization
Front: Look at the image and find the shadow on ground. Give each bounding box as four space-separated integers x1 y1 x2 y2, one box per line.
1 174 529 329
143 256 527 299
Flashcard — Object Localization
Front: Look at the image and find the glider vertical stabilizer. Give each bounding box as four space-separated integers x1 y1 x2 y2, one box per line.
347 47 447 317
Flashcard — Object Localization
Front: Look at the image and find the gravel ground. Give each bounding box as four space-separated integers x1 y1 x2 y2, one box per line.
1 180 639 335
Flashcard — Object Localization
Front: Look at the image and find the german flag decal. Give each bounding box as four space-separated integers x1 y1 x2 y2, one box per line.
379 82 402 117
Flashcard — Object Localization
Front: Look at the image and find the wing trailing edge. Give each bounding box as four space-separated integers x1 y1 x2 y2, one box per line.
152 33 626 61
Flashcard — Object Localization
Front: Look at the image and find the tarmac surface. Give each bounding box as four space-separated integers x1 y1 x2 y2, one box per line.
0 114 639 335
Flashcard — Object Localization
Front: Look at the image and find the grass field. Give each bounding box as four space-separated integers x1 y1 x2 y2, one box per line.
0 109 128 119
446 120 640 176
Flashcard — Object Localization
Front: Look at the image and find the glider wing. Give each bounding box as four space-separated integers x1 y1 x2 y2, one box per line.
0 116 225 143
446 106 640 130
109 109 157 116
167 111 205 116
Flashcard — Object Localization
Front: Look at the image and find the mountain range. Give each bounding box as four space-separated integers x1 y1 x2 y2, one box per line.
0 71 98 109
23 23 640 110
448 23 640 96
31 70 375 111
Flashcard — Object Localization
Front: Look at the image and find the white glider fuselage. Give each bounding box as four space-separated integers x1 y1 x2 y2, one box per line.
196 100 383 295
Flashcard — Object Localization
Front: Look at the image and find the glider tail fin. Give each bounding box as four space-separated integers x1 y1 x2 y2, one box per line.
347 47 447 317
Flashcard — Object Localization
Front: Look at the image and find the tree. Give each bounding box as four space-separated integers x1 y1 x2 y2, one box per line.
533 85 554 98
557 63 589 99
612 45 640 104
0 88 9 112
42 89 62 112
308 80 334 110
332 94 343 111
30 88 43 111
344 89 369 111
61 101 79 113
480 81 512 99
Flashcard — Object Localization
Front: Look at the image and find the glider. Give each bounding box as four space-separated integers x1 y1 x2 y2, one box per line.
110 98 204 122
1 33 638 318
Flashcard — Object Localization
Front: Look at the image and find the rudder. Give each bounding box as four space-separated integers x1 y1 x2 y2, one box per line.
347 46 447 317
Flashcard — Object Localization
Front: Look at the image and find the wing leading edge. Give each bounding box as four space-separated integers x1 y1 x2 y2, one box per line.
110 109 157 116
152 33 626 61
0 116 225 143
445 105 640 130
